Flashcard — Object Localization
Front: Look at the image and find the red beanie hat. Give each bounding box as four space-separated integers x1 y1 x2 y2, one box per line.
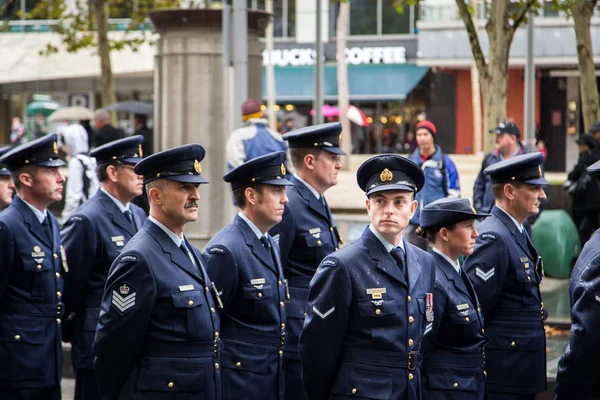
416 120 437 136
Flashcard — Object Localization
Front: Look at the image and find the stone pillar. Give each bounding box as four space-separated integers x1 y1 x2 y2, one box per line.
149 8 270 248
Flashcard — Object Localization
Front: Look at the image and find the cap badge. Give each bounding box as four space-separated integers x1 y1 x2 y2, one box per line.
380 168 393 182
538 165 542 176
471 205 477 214
53 142 58 154
138 144 143 157
280 163 286 176
194 159 202 174
338 133 342 144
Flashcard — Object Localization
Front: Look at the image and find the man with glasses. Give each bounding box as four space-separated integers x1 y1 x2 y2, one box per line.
61 136 146 400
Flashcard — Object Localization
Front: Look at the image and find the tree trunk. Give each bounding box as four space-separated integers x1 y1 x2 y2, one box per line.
336 1 351 168
265 0 277 131
92 0 117 126
570 0 600 132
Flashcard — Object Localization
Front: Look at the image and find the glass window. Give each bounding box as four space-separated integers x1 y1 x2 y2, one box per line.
287 0 295 37
382 0 414 34
350 0 377 35
273 0 282 36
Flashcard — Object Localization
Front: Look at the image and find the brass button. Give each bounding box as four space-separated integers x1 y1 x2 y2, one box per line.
53 253 58 259
281 323 285 329
477 307 481 312
375 309 381 315
482 329 485 334
258 292 263 298
335 247 339 251
330 227 334 232
408 316 414 324
205 286 209 292
527 276 531 281
55 272 60 278
168 381 174 388
407 296 412 302
484 371 487 377
304 312 307 317
215 363 220 369
465 317 470 322
408 338 414 347
211 307 215 313
408 373 414 380
279 350 283 357
317 240 322 246
14 334 20 341
278 280 282 285
453 382 458 388
214 332 219 339
510 341 516 347
36 265 42 270
280 301 284 308
540 302 544 310
57 291 61 298
188 300 194 306
351 388 357 394
56 318 61 324
236 362 241 368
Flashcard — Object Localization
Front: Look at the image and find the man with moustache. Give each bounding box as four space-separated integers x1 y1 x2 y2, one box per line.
204 151 293 399
60 135 146 400
0 146 15 209
0 134 67 399
299 154 436 400
463 153 548 400
94 144 222 399
269 123 344 399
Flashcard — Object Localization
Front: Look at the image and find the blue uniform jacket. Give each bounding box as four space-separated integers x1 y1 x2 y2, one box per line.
0 196 64 388
60 189 146 370
409 145 461 226
299 227 436 400
421 251 487 400
93 220 221 400
463 206 546 394
555 229 600 399
204 215 287 400
269 176 340 359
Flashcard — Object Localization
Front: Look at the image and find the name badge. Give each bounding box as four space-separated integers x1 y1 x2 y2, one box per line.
309 227 321 238
251 278 266 289
179 285 195 292
520 257 529 262
366 288 387 299
456 303 469 311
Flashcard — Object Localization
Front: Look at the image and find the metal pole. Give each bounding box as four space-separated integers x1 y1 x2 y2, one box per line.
232 0 248 130
222 3 232 138
524 12 535 147
266 0 277 130
314 0 324 124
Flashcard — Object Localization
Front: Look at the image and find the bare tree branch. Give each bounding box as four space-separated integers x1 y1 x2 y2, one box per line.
455 0 488 80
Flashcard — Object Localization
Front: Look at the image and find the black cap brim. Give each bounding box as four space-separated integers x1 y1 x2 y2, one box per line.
522 177 549 185
122 157 143 165
323 147 346 155
37 159 67 168
366 182 416 197
151 174 209 184
261 178 294 186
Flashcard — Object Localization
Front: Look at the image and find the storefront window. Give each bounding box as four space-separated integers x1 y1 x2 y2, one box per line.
350 0 377 35
333 0 417 37
249 0 294 38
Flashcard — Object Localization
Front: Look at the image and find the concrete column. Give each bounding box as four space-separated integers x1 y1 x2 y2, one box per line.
149 8 269 248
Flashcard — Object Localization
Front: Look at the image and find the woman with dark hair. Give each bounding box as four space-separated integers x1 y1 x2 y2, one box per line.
417 197 489 400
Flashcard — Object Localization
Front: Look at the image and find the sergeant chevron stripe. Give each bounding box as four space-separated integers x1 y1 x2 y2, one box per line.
475 267 495 282
424 322 432 335
112 291 136 313
313 306 335 319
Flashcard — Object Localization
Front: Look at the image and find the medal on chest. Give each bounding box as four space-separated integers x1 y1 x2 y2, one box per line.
426 292 434 322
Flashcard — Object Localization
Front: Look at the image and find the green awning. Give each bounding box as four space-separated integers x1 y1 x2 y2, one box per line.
261 64 429 102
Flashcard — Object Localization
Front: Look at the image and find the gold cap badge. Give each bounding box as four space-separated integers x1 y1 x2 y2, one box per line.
538 166 542 176
53 142 58 154
194 159 202 174
280 163 286 176
380 168 393 182
138 144 143 157
471 204 477 214
338 133 342 144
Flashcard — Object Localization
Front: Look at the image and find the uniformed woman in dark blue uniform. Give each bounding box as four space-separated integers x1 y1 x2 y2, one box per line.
417 198 489 400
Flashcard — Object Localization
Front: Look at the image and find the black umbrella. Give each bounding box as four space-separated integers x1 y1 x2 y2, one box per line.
106 101 153 115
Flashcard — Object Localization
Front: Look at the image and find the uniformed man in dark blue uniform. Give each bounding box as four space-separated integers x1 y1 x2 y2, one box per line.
0 134 66 400
299 154 436 400
61 135 146 400
555 159 600 399
269 122 344 400
463 152 548 400
417 198 489 399
0 145 16 210
93 144 221 399
203 151 293 399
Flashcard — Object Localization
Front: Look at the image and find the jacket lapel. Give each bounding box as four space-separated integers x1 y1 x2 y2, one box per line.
13 197 52 248
405 243 423 294
234 216 278 274
291 176 328 220
363 228 407 287
143 220 201 280
432 251 471 299
98 190 136 236
492 206 533 260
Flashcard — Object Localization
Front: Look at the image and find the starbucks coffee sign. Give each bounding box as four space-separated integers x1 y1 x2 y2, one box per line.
262 46 407 67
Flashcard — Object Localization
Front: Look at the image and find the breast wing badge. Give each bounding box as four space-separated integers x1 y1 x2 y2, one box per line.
111 283 136 314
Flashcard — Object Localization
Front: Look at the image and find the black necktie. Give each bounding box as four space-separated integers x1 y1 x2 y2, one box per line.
260 236 277 265
42 216 53 244
180 241 195 266
124 209 137 231
390 247 406 279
